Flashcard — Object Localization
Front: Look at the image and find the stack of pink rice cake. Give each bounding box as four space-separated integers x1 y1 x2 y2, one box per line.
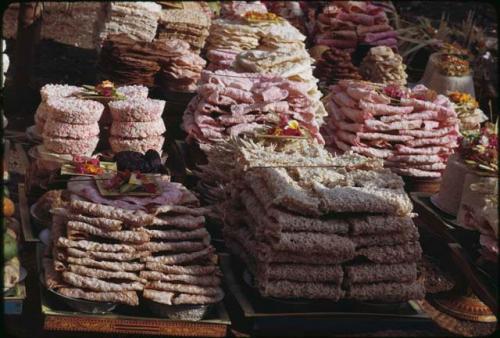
35 84 83 135
109 98 166 154
42 97 105 156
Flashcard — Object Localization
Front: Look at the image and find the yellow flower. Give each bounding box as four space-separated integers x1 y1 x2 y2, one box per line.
288 120 299 130
100 80 115 89
273 127 283 136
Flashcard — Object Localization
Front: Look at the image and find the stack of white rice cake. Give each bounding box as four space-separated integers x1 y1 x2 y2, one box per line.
41 89 104 157
109 97 166 154
94 2 162 48
223 145 424 301
156 1 211 53
43 179 223 315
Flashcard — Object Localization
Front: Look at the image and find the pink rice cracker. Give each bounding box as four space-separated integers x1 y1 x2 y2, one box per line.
111 120 165 138
109 136 164 154
43 119 99 139
40 84 82 102
116 85 149 99
47 97 104 124
44 136 99 156
109 98 165 122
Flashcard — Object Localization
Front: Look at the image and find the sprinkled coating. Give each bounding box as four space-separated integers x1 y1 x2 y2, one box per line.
110 120 165 138
109 136 164 154
43 119 100 139
40 84 82 102
47 97 105 124
109 98 165 122
44 136 99 156
117 85 149 99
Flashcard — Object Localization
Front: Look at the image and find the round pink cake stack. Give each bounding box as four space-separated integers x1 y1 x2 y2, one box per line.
42 97 104 156
108 98 166 154
35 84 82 134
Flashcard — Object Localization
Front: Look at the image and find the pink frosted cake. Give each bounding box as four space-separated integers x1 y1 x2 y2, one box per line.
44 136 100 156
43 120 100 139
109 136 164 154
116 85 149 99
109 98 165 122
47 97 104 124
110 120 166 138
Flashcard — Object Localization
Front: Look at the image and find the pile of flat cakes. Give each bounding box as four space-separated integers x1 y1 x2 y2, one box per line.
94 2 162 48
43 180 223 308
99 34 205 92
222 146 425 302
312 47 362 88
360 46 408 86
156 1 211 54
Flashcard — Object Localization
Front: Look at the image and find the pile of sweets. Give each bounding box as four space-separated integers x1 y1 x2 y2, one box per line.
99 34 205 92
205 2 326 124
35 84 82 135
94 2 162 48
156 1 211 53
108 97 166 154
359 46 407 86
222 146 424 301
41 96 104 157
322 80 460 178
262 1 307 35
447 91 488 133
182 70 325 146
312 46 362 87
44 179 223 307
315 1 397 50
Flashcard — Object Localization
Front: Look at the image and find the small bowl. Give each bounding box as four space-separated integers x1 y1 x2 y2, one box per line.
30 202 51 232
145 299 212 321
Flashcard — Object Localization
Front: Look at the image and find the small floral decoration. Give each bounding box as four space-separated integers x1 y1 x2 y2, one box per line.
80 80 126 100
268 115 303 137
459 121 498 174
72 155 104 175
244 11 282 23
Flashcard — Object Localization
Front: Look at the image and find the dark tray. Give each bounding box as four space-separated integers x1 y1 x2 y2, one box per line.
220 254 435 336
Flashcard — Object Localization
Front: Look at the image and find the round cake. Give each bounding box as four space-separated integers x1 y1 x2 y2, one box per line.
109 98 165 122
43 120 100 139
110 120 166 138
44 137 100 156
431 154 472 216
47 97 104 124
40 84 82 102
109 136 164 154
117 85 149 99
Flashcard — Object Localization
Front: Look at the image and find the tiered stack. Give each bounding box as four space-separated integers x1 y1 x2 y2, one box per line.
94 2 162 48
109 97 166 154
156 2 211 53
447 91 487 133
359 46 407 86
222 145 424 301
99 34 206 92
42 98 104 156
182 70 324 145
322 80 459 178
262 1 307 35
35 84 82 135
315 2 397 50
205 6 326 124
313 47 362 87
44 180 223 309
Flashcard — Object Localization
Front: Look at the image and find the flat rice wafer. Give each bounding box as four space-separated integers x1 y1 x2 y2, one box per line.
145 280 222 296
153 205 210 216
152 215 205 229
346 281 425 301
70 200 154 227
258 279 344 300
133 241 207 253
66 257 144 272
62 271 144 292
344 263 417 284
140 247 214 264
258 263 344 284
357 242 422 264
68 265 147 284
67 221 150 243
57 288 139 306
57 237 136 253
143 289 224 305
144 263 221 276
143 228 210 241
65 212 123 231
351 229 419 248
66 247 151 261
140 271 221 286
348 215 415 235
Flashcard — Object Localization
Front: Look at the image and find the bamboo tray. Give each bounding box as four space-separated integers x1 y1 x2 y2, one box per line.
220 254 435 335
